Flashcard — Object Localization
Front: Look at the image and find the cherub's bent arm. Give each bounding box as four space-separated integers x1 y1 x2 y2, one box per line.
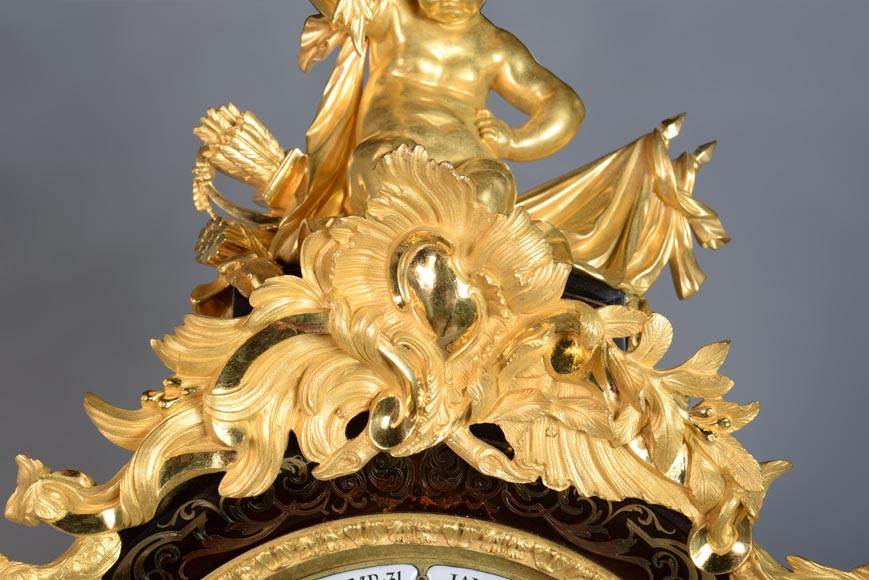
492 31 585 162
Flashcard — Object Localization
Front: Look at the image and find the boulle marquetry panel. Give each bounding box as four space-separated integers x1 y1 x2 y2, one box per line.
106 433 721 580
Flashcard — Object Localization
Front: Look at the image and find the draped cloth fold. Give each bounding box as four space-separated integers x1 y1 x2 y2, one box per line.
270 14 369 262
271 8 728 300
519 128 729 299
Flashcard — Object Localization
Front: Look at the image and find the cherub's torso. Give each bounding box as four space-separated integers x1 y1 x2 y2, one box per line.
360 0 504 161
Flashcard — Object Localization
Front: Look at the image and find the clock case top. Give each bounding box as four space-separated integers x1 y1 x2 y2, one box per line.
105 275 721 580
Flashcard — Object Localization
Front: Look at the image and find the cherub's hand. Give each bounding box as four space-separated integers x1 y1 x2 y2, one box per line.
476 109 515 157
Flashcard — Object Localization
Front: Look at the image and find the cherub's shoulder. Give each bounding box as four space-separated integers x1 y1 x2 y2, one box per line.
366 0 406 39
489 23 535 62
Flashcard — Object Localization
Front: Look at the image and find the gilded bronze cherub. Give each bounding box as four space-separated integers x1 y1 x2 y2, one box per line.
191 0 726 303
308 0 584 217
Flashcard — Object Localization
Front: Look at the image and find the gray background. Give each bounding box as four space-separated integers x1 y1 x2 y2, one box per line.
1 0 868 571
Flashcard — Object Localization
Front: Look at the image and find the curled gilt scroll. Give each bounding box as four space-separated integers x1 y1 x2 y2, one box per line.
3 145 866 579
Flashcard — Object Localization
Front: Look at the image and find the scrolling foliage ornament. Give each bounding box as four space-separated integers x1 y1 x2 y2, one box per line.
3 146 867 579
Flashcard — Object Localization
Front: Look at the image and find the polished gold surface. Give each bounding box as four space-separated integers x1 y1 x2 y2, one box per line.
734 548 869 580
304 0 584 220
0 149 816 576
1 2 866 579
519 115 729 299
0 534 121 580
191 0 727 300
202 514 620 580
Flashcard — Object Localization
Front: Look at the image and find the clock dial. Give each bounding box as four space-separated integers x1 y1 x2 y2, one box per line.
427 566 509 580
316 564 418 580
312 565 509 580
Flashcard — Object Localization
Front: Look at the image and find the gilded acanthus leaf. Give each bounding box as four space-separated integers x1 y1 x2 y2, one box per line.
647 383 687 472
2 1 857 575
691 399 761 435
3 146 789 578
247 275 329 326
152 314 246 388
596 305 647 339
662 367 734 399
630 312 674 365
83 394 163 451
782 557 869 580
697 432 764 492
656 341 734 400
742 460 792 519
0 534 121 580
611 403 643 445
486 389 551 423
726 401 761 432
687 453 727 512
684 340 732 374
547 396 612 436
732 547 869 580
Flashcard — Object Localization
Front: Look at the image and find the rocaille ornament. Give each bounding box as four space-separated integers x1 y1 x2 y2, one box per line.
2 1 867 579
